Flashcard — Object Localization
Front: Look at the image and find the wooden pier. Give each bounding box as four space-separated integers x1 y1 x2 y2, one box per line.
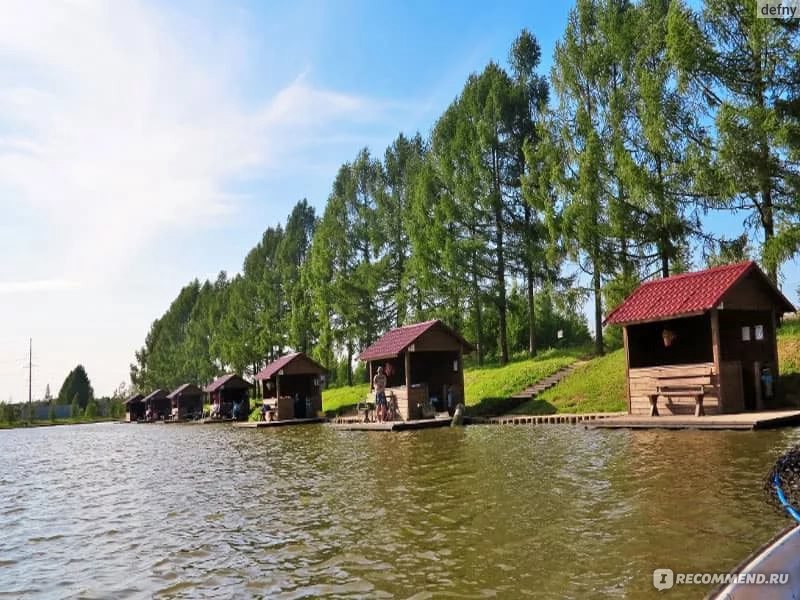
330 417 453 431
590 409 800 431
234 417 327 429
474 412 625 426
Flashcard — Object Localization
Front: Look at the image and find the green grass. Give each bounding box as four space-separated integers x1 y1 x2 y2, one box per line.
320 347 586 417
778 318 800 400
512 349 627 415
508 318 800 415
463 348 581 416
322 383 370 414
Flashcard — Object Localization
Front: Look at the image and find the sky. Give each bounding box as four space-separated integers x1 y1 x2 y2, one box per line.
0 0 797 402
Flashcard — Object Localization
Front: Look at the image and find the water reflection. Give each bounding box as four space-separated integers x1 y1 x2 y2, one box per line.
0 423 797 598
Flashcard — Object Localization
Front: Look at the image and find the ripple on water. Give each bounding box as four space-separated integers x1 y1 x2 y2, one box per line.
0 423 797 598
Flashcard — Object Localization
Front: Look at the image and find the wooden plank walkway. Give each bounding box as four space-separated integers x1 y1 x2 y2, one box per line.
234 417 326 429
509 360 588 402
329 418 453 431
471 412 625 426
590 409 800 431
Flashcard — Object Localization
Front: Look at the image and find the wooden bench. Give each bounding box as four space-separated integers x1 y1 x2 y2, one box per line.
647 370 712 417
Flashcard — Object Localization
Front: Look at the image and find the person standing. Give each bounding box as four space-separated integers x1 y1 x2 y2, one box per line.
372 366 388 422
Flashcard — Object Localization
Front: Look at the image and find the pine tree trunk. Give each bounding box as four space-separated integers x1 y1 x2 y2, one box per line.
493 148 509 365
495 205 509 365
346 342 353 387
527 267 536 357
472 267 483 366
593 260 604 356
524 204 536 357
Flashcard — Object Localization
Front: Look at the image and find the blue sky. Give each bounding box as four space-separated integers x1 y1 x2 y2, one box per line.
0 0 796 401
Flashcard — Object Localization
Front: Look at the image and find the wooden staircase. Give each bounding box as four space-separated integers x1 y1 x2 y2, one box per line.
509 361 587 403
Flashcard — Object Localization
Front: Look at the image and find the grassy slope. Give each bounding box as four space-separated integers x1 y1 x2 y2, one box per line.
512 350 627 414
463 349 579 416
321 348 583 416
323 383 371 414
511 318 800 415
778 318 800 400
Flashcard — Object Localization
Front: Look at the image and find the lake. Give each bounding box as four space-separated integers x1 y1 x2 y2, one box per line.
0 422 796 598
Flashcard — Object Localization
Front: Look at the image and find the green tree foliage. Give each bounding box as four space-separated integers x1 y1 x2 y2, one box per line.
70 394 80 418
131 10 797 390
550 0 616 356
58 365 94 409
669 0 800 282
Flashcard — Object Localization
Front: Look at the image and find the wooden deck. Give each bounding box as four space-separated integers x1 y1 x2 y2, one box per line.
590 409 800 431
330 417 453 431
473 412 625 426
233 417 326 429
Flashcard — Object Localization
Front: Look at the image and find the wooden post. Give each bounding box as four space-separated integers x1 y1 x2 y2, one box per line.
710 308 724 413
771 308 782 405
622 326 631 415
754 360 764 410
368 361 373 394
275 375 281 401
458 348 464 407
405 350 412 419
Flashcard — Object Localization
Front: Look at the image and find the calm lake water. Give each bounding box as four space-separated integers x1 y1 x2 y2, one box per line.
0 422 797 599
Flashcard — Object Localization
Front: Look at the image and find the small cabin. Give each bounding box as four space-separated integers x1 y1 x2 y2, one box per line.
124 393 144 422
204 374 252 420
254 352 326 420
605 261 795 416
167 383 204 420
359 319 474 421
142 389 170 420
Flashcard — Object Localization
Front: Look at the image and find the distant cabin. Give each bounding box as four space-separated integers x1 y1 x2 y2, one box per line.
359 319 474 420
204 374 252 420
124 393 144 422
141 389 170 420
254 352 326 419
605 261 795 416
167 383 203 420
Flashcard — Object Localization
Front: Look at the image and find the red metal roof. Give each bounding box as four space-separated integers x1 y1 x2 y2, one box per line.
141 388 168 403
254 352 326 381
204 373 252 393
358 319 473 361
167 383 202 399
604 261 794 325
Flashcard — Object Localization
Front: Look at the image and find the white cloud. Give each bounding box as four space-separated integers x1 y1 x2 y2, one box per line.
0 0 384 286
0 279 78 295
0 0 400 401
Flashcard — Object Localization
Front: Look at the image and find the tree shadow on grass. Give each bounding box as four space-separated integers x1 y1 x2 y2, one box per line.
465 397 558 417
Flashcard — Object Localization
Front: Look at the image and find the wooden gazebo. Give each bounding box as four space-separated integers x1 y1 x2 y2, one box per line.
124 393 144 422
142 389 170 420
167 383 203 420
204 374 252 420
605 261 795 416
359 319 474 420
254 352 326 420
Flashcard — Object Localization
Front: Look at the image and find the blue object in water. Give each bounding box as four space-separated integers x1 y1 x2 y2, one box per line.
773 473 800 523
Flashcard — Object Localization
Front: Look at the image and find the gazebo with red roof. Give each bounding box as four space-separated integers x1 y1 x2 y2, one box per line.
254 352 326 420
359 319 474 421
142 388 171 421
204 374 252 420
124 393 145 422
605 261 794 416
167 383 204 421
